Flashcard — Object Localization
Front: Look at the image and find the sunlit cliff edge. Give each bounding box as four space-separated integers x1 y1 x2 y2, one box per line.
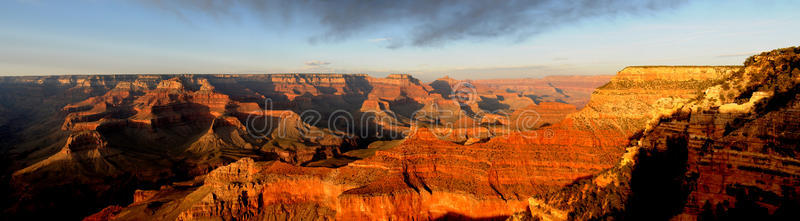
514 47 800 220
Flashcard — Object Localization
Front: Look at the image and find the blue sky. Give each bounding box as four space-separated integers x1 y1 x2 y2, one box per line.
1 0 799 81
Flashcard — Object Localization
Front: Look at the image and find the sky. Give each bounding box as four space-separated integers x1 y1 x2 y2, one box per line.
1 0 799 81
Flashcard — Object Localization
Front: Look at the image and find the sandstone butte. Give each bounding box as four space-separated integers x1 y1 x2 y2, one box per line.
75 64 745 220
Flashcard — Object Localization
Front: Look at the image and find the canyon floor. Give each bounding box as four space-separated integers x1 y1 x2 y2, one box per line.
1 47 800 220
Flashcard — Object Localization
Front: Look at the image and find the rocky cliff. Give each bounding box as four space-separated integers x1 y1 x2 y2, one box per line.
567 65 741 137
517 47 800 220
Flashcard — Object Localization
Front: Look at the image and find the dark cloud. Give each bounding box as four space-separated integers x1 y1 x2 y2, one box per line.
137 0 687 48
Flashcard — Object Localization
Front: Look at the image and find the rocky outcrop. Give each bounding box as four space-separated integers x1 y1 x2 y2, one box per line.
567 65 741 138
519 47 800 220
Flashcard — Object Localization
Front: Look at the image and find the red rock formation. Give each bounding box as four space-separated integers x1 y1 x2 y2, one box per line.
94 68 721 220
5 75 367 219
0 73 629 220
566 65 741 137
645 48 800 220
518 47 800 221
103 125 627 220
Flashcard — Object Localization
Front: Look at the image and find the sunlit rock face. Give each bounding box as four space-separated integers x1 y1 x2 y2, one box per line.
567 65 740 137
519 47 800 221
641 48 800 220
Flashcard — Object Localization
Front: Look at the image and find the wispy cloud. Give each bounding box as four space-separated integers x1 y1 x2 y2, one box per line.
368 38 391 43
304 60 331 67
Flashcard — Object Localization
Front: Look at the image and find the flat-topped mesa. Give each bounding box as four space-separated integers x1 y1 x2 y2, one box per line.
111 81 146 91
241 74 373 99
365 74 429 100
615 66 742 82
0 75 162 94
386 73 415 80
371 73 422 86
131 76 163 89
263 73 369 84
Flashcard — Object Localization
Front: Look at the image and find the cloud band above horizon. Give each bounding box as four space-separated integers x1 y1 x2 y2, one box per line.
138 0 687 48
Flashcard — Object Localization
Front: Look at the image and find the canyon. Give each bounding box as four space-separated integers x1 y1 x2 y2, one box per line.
1 47 799 220
104 65 736 220
0 73 608 219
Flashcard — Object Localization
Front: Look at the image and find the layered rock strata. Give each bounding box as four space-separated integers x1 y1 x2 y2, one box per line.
86 66 742 220
520 47 800 220
1 73 606 219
